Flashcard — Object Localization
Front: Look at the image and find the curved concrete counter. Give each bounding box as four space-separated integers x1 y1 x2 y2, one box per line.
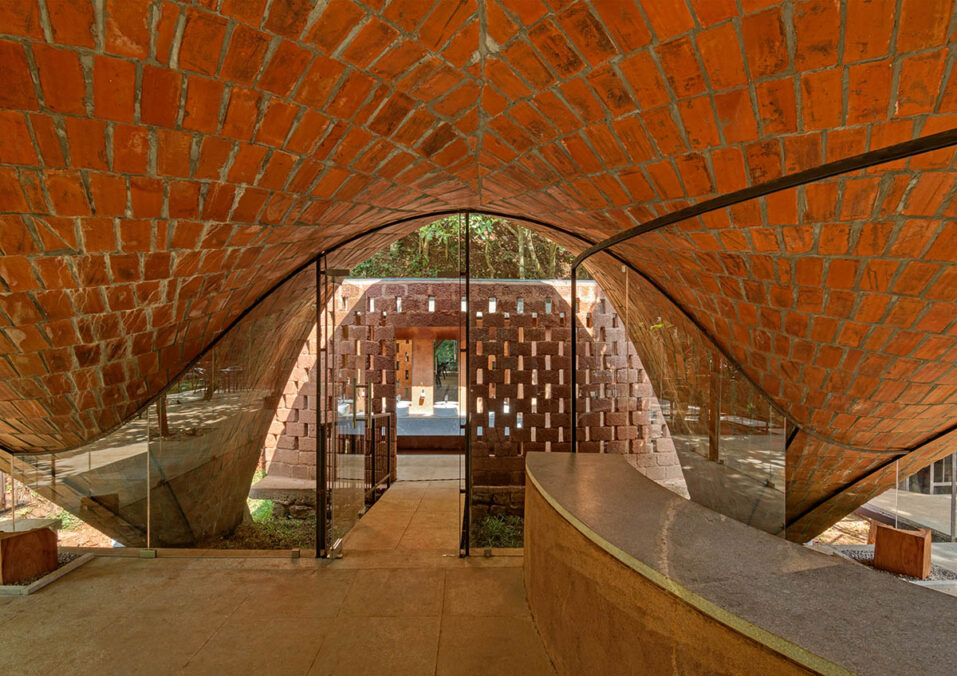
524 452 957 675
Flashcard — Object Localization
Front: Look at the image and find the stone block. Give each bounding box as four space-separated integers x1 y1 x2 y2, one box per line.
657 453 679 466
605 411 629 426
288 504 315 519
605 440 629 453
872 522 931 579
655 438 676 453
276 436 298 451
616 426 638 441
273 449 298 464
0 527 57 585
640 466 669 481
284 422 306 437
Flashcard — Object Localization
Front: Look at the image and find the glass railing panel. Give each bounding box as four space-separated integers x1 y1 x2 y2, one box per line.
329 276 370 546
865 453 957 542
148 263 317 548
13 417 150 547
579 248 786 533
576 139 957 536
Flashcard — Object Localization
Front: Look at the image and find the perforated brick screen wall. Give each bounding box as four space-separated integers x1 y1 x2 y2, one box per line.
263 278 680 490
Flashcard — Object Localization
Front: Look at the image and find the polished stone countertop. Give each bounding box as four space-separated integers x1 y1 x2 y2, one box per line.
526 452 957 676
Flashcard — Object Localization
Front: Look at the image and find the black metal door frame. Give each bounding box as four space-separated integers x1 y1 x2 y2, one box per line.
317 214 475 558
316 257 329 558
459 211 472 557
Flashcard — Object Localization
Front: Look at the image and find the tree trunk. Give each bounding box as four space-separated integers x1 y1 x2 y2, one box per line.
157 395 171 437
203 352 216 400
526 230 545 277
517 228 526 279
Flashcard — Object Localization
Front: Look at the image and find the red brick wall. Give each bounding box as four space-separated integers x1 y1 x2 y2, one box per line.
262 328 319 480
1 0 954 541
263 278 680 488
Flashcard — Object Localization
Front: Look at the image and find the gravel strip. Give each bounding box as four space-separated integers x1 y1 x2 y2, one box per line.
5 553 82 587
838 546 957 582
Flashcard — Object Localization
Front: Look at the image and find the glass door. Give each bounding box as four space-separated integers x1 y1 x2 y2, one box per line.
316 259 365 557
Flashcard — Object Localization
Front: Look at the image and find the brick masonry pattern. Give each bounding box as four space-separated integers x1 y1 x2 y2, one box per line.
262 278 682 489
0 1 954 539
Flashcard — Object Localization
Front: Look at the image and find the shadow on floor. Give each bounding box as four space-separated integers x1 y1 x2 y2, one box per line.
0 464 554 676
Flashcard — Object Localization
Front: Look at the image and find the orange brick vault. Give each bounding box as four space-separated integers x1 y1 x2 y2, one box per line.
0 0 955 540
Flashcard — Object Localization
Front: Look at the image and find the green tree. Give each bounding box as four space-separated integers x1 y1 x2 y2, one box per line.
350 215 583 280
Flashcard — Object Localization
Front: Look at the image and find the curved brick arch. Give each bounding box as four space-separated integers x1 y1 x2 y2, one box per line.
0 1 955 538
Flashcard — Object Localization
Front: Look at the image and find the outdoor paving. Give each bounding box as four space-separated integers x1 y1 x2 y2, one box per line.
0 457 553 675
396 453 464 482
867 489 956 537
933 543 957 575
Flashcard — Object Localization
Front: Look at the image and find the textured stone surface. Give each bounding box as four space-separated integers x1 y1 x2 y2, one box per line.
525 468 811 675
526 453 957 675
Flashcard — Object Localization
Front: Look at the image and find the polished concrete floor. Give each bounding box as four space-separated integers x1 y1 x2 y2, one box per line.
0 467 553 675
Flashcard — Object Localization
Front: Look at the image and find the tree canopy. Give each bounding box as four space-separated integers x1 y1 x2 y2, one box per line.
350 215 583 280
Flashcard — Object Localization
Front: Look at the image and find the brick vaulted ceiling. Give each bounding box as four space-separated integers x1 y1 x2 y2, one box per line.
0 0 955 532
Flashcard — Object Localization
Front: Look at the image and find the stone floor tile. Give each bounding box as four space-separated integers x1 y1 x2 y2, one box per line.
443 566 530 617
0 613 121 676
339 567 445 617
185 615 330 675
79 608 228 675
230 569 355 619
306 615 441 676
131 569 251 616
436 615 555 676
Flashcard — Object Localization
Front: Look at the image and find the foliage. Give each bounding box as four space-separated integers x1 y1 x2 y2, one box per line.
351 214 581 280
434 339 457 370
57 508 83 531
211 516 317 550
472 514 524 548
248 498 274 522
246 468 273 522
